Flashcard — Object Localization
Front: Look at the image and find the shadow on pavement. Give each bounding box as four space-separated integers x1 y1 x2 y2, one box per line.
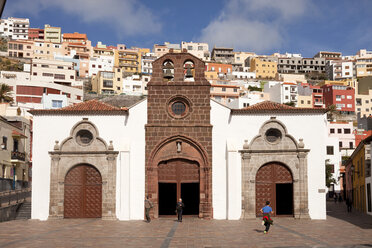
326 200 372 229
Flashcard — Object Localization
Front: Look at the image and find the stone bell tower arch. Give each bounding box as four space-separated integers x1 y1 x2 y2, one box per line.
145 51 213 219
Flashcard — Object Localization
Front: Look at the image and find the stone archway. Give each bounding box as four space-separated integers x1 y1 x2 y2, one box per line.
255 162 293 217
146 135 211 219
64 164 102 218
49 119 118 219
240 119 310 219
158 159 200 215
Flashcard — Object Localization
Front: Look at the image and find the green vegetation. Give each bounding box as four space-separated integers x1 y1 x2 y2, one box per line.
0 83 14 103
0 56 24 71
284 102 296 107
325 159 337 188
247 85 262 92
0 37 8 52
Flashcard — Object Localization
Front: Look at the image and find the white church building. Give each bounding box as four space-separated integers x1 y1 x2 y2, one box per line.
30 53 327 221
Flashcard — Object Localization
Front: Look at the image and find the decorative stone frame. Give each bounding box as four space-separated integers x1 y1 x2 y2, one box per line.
240 119 310 219
166 95 193 119
48 119 118 220
146 135 212 219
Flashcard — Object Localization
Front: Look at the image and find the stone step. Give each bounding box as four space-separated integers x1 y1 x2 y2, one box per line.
15 202 31 220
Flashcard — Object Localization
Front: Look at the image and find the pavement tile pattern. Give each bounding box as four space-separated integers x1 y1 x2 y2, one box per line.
0 201 371 248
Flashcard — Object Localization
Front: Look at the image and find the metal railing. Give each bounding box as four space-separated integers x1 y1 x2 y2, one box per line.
11 151 26 161
0 188 31 207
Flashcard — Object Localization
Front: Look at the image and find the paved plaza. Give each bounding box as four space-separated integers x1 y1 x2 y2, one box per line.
0 201 372 248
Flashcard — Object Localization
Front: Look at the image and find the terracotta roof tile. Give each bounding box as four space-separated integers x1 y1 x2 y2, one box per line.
63 32 87 40
232 101 327 114
29 99 128 116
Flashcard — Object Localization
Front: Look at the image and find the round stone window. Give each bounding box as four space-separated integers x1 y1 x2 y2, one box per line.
265 128 282 143
76 129 93 145
171 102 186 115
167 96 191 119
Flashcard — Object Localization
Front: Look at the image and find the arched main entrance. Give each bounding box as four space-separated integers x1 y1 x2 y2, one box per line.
64 164 102 218
256 163 293 217
158 159 200 216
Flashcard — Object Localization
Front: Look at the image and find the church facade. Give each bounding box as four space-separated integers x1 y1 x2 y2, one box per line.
30 52 327 221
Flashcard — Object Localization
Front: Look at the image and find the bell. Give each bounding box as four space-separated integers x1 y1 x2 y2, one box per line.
185 68 193 78
163 69 173 79
163 62 174 69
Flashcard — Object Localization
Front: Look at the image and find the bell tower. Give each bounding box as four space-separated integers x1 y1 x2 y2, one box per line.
145 51 213 219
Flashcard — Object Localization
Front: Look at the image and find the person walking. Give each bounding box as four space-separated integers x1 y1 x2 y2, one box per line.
260 201 274 234
176 198 184 222
346 198 352 212
144 196 153 223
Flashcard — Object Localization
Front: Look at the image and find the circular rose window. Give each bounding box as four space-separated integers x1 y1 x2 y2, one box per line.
167 96 191 119
76 129 93 145
265 128 282 143
171 102 186 115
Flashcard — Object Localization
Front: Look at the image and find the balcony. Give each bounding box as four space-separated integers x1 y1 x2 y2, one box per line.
314 101 323 106
11 151 25 162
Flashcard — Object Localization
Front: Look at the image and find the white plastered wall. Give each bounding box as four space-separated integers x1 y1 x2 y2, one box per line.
226 113 327 220
32 101 147 220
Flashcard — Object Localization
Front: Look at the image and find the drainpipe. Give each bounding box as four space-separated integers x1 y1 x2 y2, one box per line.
12 165 15 190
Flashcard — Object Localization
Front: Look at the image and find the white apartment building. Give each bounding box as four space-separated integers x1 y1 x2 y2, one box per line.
232 71 256 80
181 41 209 61
227 91 269 109
326 60 354 80
0 17 29 40
41 93 69 109
328 122 355 157
0 76 83 113
141 52 157 75
122 74 146 96
326 131 342 194
30 59 81 87
89 56 114 77
264 82 298 106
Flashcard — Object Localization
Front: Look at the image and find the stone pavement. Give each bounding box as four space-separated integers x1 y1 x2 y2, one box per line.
0 201 371 248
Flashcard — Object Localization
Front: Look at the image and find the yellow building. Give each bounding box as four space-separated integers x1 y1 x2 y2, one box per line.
356 59 372 78
114 48 141 75
324 79 356 88
298 95 313 108
44 24 61 43
91 67 123 95
204 71 218 81
356 77 372 117
249 57 277 79
350 141 367 213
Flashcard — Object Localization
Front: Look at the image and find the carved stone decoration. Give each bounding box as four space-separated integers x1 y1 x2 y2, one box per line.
239 119 310 219
49 120 118 220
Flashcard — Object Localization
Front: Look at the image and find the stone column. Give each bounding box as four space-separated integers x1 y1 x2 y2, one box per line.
103 153 118 220
241 152 255 219
298 151 310 219
49 154 61 219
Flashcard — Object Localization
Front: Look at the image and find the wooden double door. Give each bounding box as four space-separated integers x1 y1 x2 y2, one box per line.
256 163 293 217
158 159 200 215
64 164 102 218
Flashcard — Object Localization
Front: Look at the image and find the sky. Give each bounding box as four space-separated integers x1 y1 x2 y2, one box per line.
3 0 372 57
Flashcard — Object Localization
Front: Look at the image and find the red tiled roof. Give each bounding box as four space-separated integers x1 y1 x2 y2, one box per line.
12 130 27 138
29 99 128 116
231 101 327 114
63 32 87 40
